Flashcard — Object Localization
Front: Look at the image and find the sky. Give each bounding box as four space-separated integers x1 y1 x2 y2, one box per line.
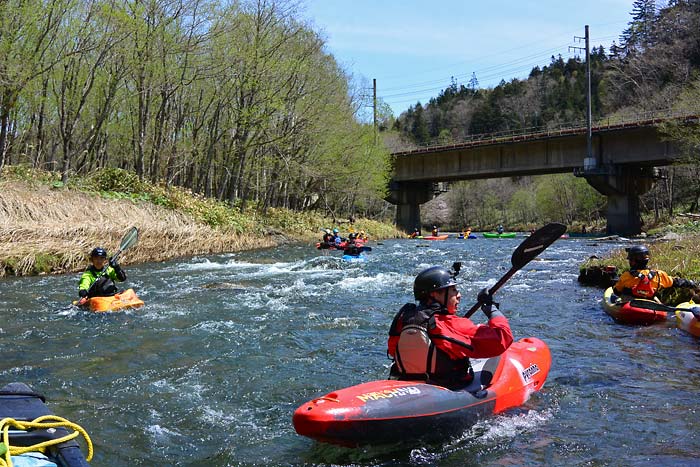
300 0 637 117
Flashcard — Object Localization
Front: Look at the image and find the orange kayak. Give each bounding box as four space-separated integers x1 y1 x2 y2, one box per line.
80 288 144 313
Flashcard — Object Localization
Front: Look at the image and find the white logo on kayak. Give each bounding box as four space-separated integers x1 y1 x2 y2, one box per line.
524 245 544 253
521 364 541 381
356 386 421 402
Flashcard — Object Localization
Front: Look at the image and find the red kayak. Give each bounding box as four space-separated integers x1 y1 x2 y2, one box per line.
601 287 667 325
293 337 551 446
422 234 448 241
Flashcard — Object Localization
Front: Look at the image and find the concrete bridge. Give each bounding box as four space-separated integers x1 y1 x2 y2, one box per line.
387 113 698 236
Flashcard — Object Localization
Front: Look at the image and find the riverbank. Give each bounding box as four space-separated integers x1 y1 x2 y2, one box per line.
0 167 403 276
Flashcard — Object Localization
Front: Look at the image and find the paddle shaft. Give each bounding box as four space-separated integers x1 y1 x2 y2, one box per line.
464 268 518 318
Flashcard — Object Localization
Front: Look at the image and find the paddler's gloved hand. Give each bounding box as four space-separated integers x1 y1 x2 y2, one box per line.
109 256 119 268
79 289 88 298
672 278 696 289
477 287 501 319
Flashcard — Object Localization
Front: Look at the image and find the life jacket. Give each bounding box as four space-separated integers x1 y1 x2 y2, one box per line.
344 245 362 256
630 270 658 298
388 303 472 386
81 266 124 297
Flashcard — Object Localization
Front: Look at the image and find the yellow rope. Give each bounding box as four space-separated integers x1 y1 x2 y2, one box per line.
0 415 93 467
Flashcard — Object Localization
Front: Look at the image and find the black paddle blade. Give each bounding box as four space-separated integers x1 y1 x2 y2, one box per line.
630 300 700 319
511 223 567 269
628 299 667 311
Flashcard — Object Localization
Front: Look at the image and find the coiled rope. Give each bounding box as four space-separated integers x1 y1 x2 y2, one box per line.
0 415 93 467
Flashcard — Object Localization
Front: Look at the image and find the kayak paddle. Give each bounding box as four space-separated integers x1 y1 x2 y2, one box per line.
629 299 700 317
464 222 567 318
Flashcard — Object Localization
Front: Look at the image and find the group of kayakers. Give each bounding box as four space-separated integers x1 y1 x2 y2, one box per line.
317 228 369 256
81 229 700 391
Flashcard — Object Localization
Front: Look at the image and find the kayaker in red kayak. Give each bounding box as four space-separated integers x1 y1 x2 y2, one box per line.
431 225 439 236
613 245 698 300
387 265 513 389
77 247 127 305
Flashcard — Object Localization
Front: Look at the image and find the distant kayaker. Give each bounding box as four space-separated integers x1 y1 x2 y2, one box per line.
613 245 698 300
343 233 362 256
409 227 421 238
431 226 439 236
497 224 504 234
77 247 127 304
387 265 513 388
321 228 334 245
331 228 345 246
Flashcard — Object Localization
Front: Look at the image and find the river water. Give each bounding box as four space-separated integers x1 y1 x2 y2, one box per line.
1 236 699 466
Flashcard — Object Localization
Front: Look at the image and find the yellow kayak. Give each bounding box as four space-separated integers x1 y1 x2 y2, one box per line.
75 288 144 313
675 301 700 337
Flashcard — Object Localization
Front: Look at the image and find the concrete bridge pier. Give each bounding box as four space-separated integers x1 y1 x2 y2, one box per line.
583 166 657 236
386 181 435 232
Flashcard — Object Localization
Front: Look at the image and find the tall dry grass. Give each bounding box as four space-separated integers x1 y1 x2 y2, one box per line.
0 181 278 276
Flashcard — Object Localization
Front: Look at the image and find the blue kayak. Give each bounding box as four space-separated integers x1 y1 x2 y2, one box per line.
342 254 366 262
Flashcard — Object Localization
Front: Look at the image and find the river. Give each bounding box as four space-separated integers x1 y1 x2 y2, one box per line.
1 235 698 466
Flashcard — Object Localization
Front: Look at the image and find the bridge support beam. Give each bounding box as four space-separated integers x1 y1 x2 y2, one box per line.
583 166 657 236
386 181 435 232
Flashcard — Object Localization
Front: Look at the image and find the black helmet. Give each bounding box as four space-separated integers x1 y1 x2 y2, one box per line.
90 247 107 258
626 245 650 260
413 266 457 300
348 232 357 240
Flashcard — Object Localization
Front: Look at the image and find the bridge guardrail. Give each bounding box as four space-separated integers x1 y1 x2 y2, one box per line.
392 108 700 156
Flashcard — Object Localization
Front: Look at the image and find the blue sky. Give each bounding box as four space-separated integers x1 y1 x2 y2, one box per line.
301 1 637 117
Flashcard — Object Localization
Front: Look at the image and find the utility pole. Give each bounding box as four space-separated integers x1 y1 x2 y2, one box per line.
571 25 594 170
373 78 378 145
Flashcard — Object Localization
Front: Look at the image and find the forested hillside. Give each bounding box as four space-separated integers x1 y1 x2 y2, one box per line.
0 0 389 219
392 0 700 145
389 0 700 230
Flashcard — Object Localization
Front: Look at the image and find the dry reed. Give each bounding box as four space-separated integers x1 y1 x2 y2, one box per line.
0 181 278 276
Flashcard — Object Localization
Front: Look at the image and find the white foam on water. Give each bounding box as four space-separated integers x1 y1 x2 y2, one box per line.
0 365 34 377
151 379 176 391
190 320 237 334
467 408 553 443
337 272 406 292
56 307 81 317
200 406 237 425
146 424 182 442
174 258 260 272
448 408 554 452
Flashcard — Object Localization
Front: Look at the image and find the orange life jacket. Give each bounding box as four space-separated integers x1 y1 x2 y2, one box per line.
630 270 658 298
